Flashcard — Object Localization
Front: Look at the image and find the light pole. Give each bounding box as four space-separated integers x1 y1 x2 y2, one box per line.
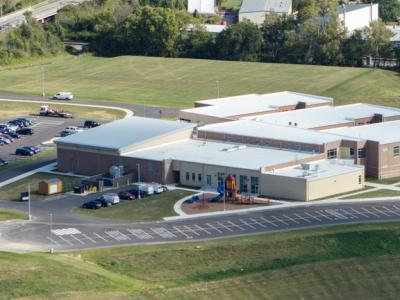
137 163 141 199
41 65 45 99
28 183 31 221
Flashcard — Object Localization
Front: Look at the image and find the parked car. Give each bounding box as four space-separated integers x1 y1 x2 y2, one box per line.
148 183 164 194
53 92 73 100
17 128 33 135
84 120 101 128
81 201 102 209
4 131 20 139
0 136 11 144
65 126 83 132
5 123 18 131
60 130 77 137
118 191 136 200
16 147 34 156
23 146 40 154
98 193 120 205
94 198 112 207
0 158 8 167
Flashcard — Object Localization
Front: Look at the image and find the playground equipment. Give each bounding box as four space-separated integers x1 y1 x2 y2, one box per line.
224 174 238 202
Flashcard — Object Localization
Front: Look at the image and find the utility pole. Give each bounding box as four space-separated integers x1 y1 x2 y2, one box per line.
137 163 141 199
41 65 45 99
28 183 31 221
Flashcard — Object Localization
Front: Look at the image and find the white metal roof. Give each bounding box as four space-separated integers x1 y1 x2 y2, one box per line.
123 139 319 171
199 120 347 145
55 117 195 153
240 0 292 14
338 3 378 14
388 25 400 42
324 120 400 144
244 103 400 129
182 92 333 119
187 24 227 33
268 159 364 181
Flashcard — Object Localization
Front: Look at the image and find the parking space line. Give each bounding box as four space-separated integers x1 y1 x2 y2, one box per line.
105 230 131 241
127 229 154 239
342 210 357 219
227 220 245 231
184 225 201 236
250 218 268 228
151 227 176 239
81 233 97 244
239 219 257 229
315 211 333 220
304 212 322 222
173 226 193 239
47 236 61 246
283 214 300 224
293 213 311 223
382 206 400 217
93 232 108 242
350 208 369 218
206 223 223 233
70 234 85 245
57 235 74 246
259 216 279 227
361 207 380 217
325 209 349 220
271 215 289 226
393 205 400 212
194 224 211 235
217 222 234 232
372 206 391 217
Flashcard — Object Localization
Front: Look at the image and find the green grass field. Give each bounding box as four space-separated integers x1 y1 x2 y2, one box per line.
74 190 194 221
3 223 400 299
342 189 400 199
367 176 400 185
0 55 399 108
221 0 242 9
0 208 27 221
0 172 82 201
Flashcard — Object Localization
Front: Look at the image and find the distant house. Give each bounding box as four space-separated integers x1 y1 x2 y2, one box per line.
188 0 216 15
239 0 292 26
388 25 400 48
187 24 227 37
338 3 379 33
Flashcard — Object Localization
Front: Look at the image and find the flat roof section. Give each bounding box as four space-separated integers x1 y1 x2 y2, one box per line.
123 139 320 171
199 120 350 145
182 92 333 119
55 117 196 153
324 120 400 144
269 159 364 181
243 103 400 129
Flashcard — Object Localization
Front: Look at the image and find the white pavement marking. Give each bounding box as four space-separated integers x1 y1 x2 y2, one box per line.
283 214 300 224
173 226 193 239
227 220 245 231
384 206 400 216
105 230 131 241
350 208 369 218
127 229 154 240
206 223 223 233
271 215 289 226
194 224 211 235
151 227 176 239
51 228 81 236
47 236 61 246
325 209 348 220
315 211 333 220
361 207 380 217
342 210 358 219
93 232 108 242
304 212 322 222
217 222 234 232
372 206 391 217
250 218 268 228
184 225 201 236
56 235 74 246
293 213 311 223
70 234 85 245
239 219 257 229
393 205 400 212
81 233 96 244
260 216 279 227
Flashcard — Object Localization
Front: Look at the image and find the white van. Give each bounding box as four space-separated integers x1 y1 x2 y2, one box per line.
148 183 164 194
65 126 83 132
135 184 154 196
53 92 74 100
100 193 120 205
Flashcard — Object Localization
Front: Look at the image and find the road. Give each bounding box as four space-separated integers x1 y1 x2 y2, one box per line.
0 195 400 252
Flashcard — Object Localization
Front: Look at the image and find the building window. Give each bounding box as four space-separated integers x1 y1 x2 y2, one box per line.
239 175 248 193
198 173 202 182
358 148 367 159
185 172 189 181
350 148 355 158
192 173 196 181
250 177 259 194
206 175 211 186
359 175 362 184
327 149 337 159
394 146 400 157
217 172 225 187
147 162 153 172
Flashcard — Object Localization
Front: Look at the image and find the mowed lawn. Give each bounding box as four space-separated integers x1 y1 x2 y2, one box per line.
3 223 400 299
0 55 399 107
0 208 27 221
74 190 194 221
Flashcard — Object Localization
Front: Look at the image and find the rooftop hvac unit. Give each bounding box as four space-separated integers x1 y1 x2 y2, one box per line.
302 171 309 177
301 163 311 170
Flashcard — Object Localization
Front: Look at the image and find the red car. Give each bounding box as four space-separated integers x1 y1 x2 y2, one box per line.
118 191 136 200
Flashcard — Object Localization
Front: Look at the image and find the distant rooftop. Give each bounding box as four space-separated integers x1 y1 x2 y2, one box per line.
182 92 333 119
55 117 195 153
338 3 378 14
123 139 319 170
268 159 364 181
199 120 352 145
240 0 292 14
243 103 400 129
324 120 400 144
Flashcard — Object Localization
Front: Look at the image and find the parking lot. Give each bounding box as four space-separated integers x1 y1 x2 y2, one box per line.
0 116 84 164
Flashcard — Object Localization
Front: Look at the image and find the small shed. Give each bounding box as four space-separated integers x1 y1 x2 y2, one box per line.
38 178 63 195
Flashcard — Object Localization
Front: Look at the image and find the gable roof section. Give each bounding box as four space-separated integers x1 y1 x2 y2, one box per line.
240 0 292 14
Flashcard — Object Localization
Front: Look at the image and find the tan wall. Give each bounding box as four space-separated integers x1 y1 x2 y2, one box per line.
260 174 307 201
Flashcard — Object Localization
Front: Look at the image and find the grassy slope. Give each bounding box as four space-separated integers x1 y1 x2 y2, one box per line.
0 172 81 201
74 190 194 221
3 223 400 299
367 176 400 185
0 55 399 108
0 208 27 221
342 189 400 199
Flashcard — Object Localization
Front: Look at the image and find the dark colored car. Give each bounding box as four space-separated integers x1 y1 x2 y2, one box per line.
8 120 25 128
17 128 34 135
4 131 20 139
23 146 40 154
60 130 76 137
15 147 34 156
81 201 102 209
0 158 7 167
84 120 101 128
94 198 112 207
15 118 32 126
118 191 136 200
128 188 147 198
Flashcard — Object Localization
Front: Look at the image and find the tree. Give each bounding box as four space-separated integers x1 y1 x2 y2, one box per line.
342 30 369 66
363 20 394 58
180 26 214 58
215 20 262 61
362 0 400 22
